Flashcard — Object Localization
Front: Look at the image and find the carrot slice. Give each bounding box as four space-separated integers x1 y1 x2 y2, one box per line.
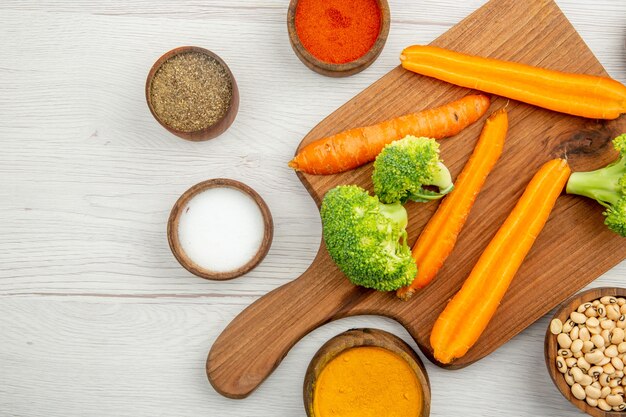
289 95 491 175
397 109 509 300
430 158 571 364
400 45 626 120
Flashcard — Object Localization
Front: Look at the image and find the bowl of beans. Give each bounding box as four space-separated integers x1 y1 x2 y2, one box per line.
545 287 626 416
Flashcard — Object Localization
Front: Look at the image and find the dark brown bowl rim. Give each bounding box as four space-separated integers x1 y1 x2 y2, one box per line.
287 0 391 77
167 178 274 281
544 287 626 416
303 328 431 417
145 46 239 141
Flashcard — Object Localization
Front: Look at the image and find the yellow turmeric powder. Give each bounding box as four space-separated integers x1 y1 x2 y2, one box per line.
313 346 422 417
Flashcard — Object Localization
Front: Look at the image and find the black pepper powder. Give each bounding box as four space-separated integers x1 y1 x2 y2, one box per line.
150 51 233 132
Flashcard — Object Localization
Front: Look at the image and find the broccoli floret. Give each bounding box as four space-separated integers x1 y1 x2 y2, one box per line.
566 134 626 237
372 136 454 204
320 185 417 291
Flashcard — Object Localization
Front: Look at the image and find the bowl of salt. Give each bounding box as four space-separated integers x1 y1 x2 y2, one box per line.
168 179 273 280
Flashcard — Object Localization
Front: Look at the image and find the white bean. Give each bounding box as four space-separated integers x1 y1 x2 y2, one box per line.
599 356 612 366
618 315 626 329
611 328 625 344
606 394 623 407
590 366 603 379
603 363 616 375
571 339 584 354
614 404 626 412
558 333 573 349
550 318 563 335
563 319 575 333
559 348 573 358
586 350 605 365
587 317 600 328
601 319 616 330
586 397 598 407
583 341 595 353
589 326 602 335
571 383 586 400
606 345 619 358
571 367 584 382
579 327 591 342
601 296 618 305
566 357 578 368
571 311 587 324
612 357 624 371
586 307 598 318
621 304 626 314
619 342 626 354
570 326 579 341
602 329 612 345
598 398 612 411
600 374 612 387
592 335 605 349
602 386 612 398
585 385 601 399
580 374 593 387
598 305 607 317
565 372 576 386
608 305 621 321
577 357 591 373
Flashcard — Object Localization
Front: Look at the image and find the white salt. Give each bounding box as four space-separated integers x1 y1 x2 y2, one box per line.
177 187 266 273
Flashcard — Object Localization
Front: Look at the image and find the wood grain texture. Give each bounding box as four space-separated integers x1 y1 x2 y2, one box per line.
208 0 626 399
1 0 625 416
545 287 626 417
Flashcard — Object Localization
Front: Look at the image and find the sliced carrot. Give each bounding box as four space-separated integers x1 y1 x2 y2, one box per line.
289 95 491 175
397 109 509 300
430 158 571 364
400 45 626 120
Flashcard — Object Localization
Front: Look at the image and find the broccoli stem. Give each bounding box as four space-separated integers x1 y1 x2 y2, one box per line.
412 162 454 201
378 201 408 231
566 167 623 207
432 162 454 194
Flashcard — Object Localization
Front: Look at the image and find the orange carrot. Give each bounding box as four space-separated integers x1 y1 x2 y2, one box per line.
400 45 626 120
430 158 571 364
289 95 491 175
397 109 508 300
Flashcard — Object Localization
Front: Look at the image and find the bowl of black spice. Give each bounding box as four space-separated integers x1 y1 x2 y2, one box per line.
146 46 239 141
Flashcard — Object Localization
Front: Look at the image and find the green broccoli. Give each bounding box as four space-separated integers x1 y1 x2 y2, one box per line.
566 134 626 237
320 185 417 291
372 135 454 204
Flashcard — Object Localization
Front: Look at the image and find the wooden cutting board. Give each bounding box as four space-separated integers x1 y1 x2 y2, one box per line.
207 0 626 399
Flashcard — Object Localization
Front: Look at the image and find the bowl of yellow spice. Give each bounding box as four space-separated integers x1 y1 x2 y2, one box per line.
146 46 239 141
304 328 431 417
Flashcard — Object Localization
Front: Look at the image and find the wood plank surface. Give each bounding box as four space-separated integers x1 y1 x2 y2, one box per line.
208 0 626 399
1 0 625 416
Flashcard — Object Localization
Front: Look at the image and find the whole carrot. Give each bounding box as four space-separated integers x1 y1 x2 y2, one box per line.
397 109 508 300
430 158 571 364
400 45 626 120
289 95 491 175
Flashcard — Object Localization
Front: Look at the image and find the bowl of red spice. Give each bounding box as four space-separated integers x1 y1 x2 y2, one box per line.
146 46 239 141
287 0 390 77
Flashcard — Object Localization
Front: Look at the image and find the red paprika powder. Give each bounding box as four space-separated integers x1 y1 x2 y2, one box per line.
295 0 382 64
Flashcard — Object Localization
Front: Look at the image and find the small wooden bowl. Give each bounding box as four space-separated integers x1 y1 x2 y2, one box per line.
304 328 430 417
167 179 273 280
146 46 240 141
545 287 626 416
287 0 391 77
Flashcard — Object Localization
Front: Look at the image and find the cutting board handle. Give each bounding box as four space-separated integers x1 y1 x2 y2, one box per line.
206 246 362 399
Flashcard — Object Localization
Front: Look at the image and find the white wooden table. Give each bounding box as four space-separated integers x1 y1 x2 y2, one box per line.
1 1 625 415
